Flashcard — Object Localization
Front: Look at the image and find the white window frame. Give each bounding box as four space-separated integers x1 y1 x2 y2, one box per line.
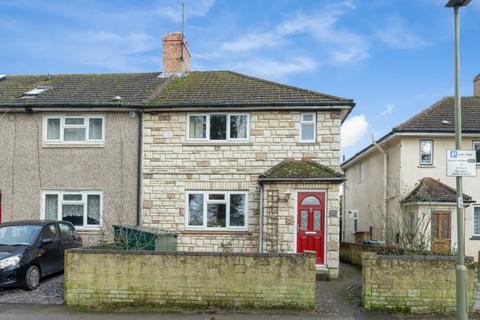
419 140 433 165
473 141 480 165
41 190 103 230
358 162 364 182
299 113 316 143
352 210 359 233
185 191 249 231
473 206 480 237
186 113 250 143
43 115 105 144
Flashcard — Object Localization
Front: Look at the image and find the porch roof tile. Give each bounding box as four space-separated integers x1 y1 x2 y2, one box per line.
402 177 474 204
259 160 344 183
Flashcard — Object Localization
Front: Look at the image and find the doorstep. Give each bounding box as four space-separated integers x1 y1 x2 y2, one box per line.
315 265 330 281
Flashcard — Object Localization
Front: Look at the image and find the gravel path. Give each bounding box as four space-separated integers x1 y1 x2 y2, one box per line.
0 273 64 304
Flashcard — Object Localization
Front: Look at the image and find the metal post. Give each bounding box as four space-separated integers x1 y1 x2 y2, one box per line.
453 6 468 320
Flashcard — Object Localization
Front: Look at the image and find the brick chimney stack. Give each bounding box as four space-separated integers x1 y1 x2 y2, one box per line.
474 74 480 97
162 32 190 74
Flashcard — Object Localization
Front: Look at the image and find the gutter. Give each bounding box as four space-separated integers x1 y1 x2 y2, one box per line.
136 110 143 226
372 133 388 241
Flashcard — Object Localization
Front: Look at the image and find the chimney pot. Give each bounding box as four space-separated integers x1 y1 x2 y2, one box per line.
162 32 190 74
474 74 480 97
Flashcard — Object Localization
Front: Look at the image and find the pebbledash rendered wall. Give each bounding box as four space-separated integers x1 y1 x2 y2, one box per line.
362 252 476 313
64 249 316 309
141 110 344 277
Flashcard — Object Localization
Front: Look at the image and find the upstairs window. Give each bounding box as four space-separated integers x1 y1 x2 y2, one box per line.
358 162 365 182
44 116 104 144
187 113 249 142
473 141 480 164
420 140 433 165
300 113 316 142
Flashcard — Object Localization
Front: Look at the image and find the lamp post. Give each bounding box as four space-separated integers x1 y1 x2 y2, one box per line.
445 1 471 319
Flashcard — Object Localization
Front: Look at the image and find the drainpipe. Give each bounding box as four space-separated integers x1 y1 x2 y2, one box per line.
372 133 388 241
258 182 264 253
135 110 143 226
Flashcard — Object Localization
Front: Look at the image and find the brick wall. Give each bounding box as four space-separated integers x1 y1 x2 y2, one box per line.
362 252 475 313
142 110 343 254
65 249 316 309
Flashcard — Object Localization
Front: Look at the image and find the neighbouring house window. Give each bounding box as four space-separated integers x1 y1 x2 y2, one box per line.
42 191 102 228
300 113 316 142
358 162 364 182
352 210 359 233
407 212 415 233
473 141 480 164
473 206 480 236
186 191 248 230
420 140 433 165
44 116 104 144
187 113 249 141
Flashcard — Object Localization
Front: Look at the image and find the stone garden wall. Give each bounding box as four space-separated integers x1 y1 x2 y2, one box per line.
339 242 383 267
362 252 475 313
65 249 316 309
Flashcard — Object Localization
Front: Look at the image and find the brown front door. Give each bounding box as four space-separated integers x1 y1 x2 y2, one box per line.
431 211 451 254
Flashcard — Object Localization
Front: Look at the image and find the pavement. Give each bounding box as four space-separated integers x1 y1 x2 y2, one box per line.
0 263 478 319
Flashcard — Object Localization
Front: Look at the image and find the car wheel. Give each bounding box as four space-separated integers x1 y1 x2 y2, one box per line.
22 265 41 291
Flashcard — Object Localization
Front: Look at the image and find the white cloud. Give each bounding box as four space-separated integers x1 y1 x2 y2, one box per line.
218 1 368 66
376 17 427 49
377 103 395 117
227 56 317 78
341 114 369 148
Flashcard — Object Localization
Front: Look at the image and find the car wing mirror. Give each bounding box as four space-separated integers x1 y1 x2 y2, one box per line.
41 238 53 245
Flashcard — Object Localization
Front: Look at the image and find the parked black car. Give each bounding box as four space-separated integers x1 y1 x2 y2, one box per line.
0 220 82 290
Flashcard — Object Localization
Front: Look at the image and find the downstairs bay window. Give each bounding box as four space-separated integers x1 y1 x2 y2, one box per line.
186 191 248 230
42 191 102 228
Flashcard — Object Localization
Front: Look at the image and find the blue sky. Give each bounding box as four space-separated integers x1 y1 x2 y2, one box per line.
1 0 479 159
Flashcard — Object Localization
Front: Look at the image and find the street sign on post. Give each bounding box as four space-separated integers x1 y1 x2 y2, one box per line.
446 150 477 177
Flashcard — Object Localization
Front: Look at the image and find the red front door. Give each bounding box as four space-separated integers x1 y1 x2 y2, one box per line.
297 192 325 265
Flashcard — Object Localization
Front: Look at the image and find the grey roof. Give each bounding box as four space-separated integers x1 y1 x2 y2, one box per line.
0 73 168 107
402 177 474 204
259 160 344 183
0 71 355 112
150 71 354 107
396 97 480 133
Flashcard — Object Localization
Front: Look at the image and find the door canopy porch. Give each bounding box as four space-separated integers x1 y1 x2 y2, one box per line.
402 177 474 205
258 159 344 184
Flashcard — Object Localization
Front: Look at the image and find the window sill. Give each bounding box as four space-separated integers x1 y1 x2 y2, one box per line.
469 236 480 240
296 142 317 145
418 165 435 168
183 142 252 146
181 230 251 236
43 143 105 148
76 227 103 233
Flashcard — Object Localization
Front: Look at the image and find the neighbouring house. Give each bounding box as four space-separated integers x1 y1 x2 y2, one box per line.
139 32 355 277
0 32 355 277
341 74 480 258
0 73 169 244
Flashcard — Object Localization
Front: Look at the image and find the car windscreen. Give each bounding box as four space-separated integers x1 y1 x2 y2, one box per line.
0 225 43 246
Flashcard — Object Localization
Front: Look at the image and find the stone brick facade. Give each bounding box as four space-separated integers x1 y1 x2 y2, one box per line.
362 252 475 313
65 249 316 309
142 110 344 275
